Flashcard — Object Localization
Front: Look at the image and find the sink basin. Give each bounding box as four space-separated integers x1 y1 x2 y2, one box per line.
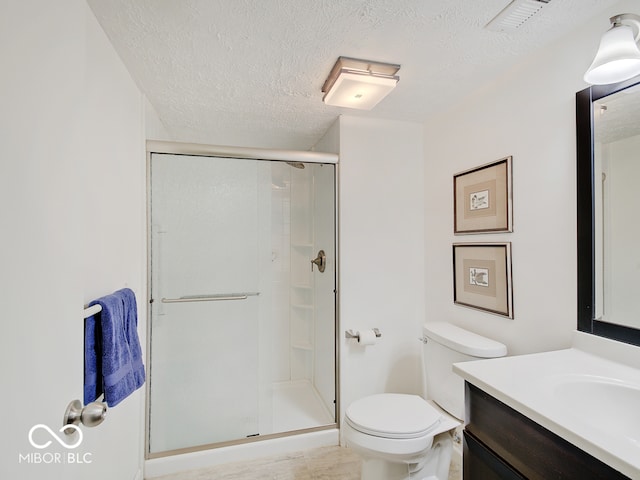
546 374 640 445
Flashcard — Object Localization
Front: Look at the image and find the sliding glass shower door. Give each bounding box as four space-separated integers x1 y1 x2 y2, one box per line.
148 153 336 455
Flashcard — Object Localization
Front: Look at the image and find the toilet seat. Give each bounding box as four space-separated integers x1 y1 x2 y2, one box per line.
345 394 442 439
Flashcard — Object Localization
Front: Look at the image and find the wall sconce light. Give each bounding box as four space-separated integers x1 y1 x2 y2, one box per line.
584 13 640 85
321 57 400 110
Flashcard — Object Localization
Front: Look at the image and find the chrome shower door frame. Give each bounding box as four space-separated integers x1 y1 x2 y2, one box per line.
144 140 340 459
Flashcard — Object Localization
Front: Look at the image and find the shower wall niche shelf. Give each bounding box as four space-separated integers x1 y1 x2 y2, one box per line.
289 164 315 382
292 304 313 310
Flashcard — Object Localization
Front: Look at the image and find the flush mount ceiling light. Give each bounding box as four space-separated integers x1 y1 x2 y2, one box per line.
321 57 400 110
584 13 640 85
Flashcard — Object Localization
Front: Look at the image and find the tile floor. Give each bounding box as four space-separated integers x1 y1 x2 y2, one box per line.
149 444 462 480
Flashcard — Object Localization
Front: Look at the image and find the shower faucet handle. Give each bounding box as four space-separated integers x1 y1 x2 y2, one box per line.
311 250 326 273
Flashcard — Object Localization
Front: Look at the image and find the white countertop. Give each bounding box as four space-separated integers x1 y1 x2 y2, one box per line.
453 332 640 479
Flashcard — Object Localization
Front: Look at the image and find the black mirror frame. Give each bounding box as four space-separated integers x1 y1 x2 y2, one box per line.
576 75 640 346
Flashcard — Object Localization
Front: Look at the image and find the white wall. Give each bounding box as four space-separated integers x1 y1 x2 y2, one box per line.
423 0 637 355
145 97 173 141
313 118 340 154
336 116 426 419
0 1 145 479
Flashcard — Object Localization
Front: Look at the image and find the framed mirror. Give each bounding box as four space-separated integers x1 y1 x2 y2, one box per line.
576 75 640 346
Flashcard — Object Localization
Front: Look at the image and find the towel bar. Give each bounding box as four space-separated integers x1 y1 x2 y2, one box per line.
161 292 260 303
83 304 102 318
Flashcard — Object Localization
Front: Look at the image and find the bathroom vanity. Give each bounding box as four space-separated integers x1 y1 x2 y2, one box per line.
462 383 627 479
454 333 640 479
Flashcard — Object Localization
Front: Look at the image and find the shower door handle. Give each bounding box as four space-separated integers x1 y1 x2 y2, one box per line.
311 250 326 273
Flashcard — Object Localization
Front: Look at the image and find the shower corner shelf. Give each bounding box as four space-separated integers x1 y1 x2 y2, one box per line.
292 242 314 249
291 303 313 310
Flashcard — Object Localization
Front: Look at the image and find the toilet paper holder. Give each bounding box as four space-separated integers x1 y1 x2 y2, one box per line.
345 328 381 341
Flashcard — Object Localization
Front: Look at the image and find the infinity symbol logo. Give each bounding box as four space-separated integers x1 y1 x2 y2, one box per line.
28 424 83 449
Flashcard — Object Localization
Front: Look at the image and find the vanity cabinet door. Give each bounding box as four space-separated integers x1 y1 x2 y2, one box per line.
464 430 525 479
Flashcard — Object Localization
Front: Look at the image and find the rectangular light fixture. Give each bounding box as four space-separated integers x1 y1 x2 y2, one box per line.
321 57 400 110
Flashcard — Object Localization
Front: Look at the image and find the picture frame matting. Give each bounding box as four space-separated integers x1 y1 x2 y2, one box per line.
453 242 513 318
453 156 513 234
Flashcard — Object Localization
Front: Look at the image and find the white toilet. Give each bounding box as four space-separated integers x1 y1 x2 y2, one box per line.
342 321 507 480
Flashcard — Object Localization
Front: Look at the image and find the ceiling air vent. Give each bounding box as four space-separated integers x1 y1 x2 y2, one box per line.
485 0 551 32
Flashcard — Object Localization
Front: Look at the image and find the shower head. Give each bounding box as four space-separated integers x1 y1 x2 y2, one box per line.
286 161 305 169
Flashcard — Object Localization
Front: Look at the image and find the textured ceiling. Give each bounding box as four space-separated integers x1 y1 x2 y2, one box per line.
87 0 618 150
595 83 640 144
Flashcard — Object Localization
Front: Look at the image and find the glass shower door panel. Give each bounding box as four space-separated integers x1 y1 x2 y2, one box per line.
149 154 261 453
311 163 336 417
149 301 259 452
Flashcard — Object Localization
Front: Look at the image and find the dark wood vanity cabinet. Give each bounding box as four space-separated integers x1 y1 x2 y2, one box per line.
462 382 629 480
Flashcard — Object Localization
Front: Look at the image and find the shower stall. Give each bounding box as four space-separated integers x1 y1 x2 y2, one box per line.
146 142 338 457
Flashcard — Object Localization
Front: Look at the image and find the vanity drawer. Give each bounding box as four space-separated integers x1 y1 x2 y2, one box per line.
464 382 629 479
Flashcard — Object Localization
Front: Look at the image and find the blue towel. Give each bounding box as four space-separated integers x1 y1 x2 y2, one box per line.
119 288 145 390
84 312 101 405
84 288 145 407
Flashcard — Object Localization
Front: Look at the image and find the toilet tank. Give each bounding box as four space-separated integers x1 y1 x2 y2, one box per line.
423 322 507 420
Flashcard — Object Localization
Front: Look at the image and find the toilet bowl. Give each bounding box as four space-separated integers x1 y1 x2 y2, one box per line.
343 322 507 480
343 393 459 480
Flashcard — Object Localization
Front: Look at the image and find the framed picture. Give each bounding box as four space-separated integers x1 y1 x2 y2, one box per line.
453 243 513 318
454 156 513 234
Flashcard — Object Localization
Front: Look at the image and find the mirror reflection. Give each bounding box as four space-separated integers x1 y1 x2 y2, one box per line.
593 84 640 330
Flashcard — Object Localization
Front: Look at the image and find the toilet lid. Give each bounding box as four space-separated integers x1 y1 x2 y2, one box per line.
345 394 442 439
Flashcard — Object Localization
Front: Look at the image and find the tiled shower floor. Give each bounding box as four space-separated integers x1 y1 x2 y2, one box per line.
272 381 334 432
